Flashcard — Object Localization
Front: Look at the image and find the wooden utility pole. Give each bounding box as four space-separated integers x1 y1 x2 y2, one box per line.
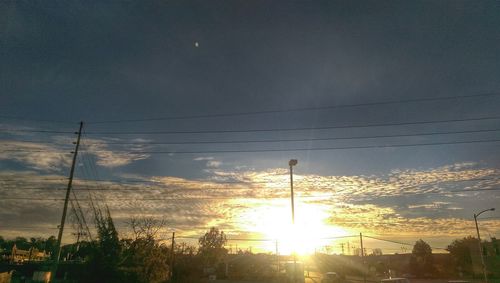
170 232 175 281
360 233 366 283
51 121 83 281
289 159 298 283
276 240 280 276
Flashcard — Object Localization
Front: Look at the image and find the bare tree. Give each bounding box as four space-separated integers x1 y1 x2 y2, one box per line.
128 217 167 241
122 217 170 283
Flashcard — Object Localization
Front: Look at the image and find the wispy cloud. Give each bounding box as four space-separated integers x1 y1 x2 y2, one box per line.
79 138 150 167
193 156 214 161
0 140 72 171
1 162 499 245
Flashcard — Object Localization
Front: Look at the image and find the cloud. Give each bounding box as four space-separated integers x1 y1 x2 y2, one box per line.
1 162 499 247
206 160 222 168
193 157 214 161
0 133 153 171
79 138 151 167
193 156 222 169
408 202 451 210
0 140 72 171
327 203 499 236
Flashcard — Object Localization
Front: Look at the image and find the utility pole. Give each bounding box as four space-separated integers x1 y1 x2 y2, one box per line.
289 159 298 283
474 208 495 283
360 233 366 283
51 121 83 282
276 240 280 276
170 232 175 281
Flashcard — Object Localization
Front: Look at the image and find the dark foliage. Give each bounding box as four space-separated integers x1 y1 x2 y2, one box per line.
409 239 435 277
198 227 227 267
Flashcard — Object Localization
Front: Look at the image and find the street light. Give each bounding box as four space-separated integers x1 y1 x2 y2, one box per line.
289 159 298 283
474 207 495 283
289 159 298 224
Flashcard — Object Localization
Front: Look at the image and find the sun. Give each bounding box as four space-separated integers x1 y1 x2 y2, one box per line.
238 199 350 255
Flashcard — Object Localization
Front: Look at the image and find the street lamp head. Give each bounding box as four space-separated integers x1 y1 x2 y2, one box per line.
476 208 496 217
289 159 298 167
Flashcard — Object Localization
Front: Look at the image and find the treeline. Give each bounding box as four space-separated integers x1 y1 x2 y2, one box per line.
1 209 228 283
0 236 57 256
1 215 499 282
323 238 500 279
446 236 499 278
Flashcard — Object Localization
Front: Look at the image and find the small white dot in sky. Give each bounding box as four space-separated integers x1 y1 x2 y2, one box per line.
194 41 199 48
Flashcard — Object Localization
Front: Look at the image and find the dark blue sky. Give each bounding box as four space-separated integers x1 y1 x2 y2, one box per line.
1 1 499 244
2 0 500 175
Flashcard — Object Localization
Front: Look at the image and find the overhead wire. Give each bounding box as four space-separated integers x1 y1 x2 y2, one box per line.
0 115 78 124
3 186 500 201
81 127 500 146
1 176 497 185
4 138 500 154
3 115 499 136
363 235 448 250
83 115 500 135
91 138 500 154
84 92 500 124
2 178 499 192
71 187 94 242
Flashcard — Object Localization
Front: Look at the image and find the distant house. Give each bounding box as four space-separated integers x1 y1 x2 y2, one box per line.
10 244 50 263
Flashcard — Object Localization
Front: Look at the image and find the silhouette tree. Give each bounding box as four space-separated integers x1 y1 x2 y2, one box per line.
121 217 170 283
493 237 499 256
409 239 434 277
446 236 476 275
45 236 57 255
84 206 122 283
198 227 227 267
14 237 30 250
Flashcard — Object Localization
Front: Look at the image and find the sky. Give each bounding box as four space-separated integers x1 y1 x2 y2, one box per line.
1 0 500 254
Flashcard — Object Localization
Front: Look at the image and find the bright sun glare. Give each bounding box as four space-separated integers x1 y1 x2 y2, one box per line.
239 199 350 255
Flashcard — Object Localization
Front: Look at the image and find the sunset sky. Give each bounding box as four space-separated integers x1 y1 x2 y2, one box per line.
1 1 500 254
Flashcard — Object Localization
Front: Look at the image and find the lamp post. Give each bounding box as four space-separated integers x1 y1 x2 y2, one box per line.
474 207 495 283
289 159 298 283
289 159 298 224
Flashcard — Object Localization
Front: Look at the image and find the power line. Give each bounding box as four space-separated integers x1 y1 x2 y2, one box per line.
2 92 498 127
2 176 497 185
3 187 500 201
0 195 323 201
0 139 76 146
1 226 60 230
363 235 448 250
82 128 500 146
480 217 500 220
0 178 67 182
4 138 500 154
99 138 500 154
85 92 500 124
3 115 499 138
83 115 500 135
461 187 500 192
76 133 111 212
0 115 78 124
0 197 66 201
0 178 262 184
0 129 74 134
2 179 499 192
0 149 73 153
